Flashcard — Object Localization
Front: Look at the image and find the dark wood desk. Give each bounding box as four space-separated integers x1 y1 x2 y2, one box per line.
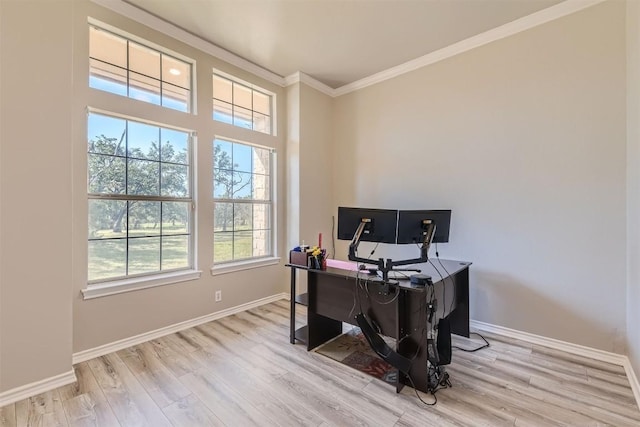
287 259 471 394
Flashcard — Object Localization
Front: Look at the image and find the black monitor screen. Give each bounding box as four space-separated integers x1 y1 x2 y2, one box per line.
337 207 397 244
397 210 451 244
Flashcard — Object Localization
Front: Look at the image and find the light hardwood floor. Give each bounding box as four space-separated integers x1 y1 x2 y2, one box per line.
1 300 639 426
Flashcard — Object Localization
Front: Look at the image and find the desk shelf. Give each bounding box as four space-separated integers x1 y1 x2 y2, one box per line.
295 292 308 306
294 325 308 344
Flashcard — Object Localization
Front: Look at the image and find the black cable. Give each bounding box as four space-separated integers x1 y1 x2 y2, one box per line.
406 374 437 406
434 243 457 314
427 259 446 319
452 332 490 352
331 215 336 259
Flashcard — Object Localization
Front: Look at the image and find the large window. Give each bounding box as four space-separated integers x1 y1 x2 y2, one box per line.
213 138 274 263
89 25 193 113
87 112 193 282
212 73 273 135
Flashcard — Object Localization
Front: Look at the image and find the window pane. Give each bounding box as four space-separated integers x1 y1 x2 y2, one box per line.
89 27 126 68
160 129 189 164
162 201 189 235
128 201 161 237
127 158 160 196
214 232 233 262
88 239 126 281
253 112 271 135
89 59 127 96
162 235 189 270
88 114 126 156
129 42 160 79
162 56 190 88
253 203 271 230
233 106 252 130
128 121 159 160
128 237 161 275
88 154 126 194
253 91 270 115
252 173 270 201
233 203 252 231
129 72 161 105
213 99 233 124
234 83 252 109
252 146 270 175
214 202 233 232
233 172 252 199
214 139 233 169
161 164 189 197
213 74 232 103
233 142 252 173
253 229 271 257
162 82 189 113
213 169 232 198
233 231 252 259
89 200 127 239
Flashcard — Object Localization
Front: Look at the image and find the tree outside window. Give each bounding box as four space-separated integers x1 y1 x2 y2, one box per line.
213 138 273 263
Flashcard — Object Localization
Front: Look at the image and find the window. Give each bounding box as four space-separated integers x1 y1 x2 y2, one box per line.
89 25 193 112
87 112 194 282
212 73 273 135
213 138 274 263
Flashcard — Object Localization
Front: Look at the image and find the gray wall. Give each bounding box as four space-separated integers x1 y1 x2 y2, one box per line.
332 0 627 352
627 0 640 379
1 0 74 391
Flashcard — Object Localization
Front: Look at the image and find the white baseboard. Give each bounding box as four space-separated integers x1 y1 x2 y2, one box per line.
73 292 288 364
0 369 76 407
470 319 640 410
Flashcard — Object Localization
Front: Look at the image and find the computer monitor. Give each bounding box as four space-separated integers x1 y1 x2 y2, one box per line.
397 210 451 244
337 207 397 244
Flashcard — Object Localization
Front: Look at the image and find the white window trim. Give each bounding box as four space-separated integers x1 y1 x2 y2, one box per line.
82 269 202 300
210 257 280 276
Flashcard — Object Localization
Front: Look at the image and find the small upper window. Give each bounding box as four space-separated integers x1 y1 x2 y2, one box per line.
212 73 273 135
89 25 193 113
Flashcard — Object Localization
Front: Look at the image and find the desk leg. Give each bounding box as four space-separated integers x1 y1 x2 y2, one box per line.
449 267 470 338
290 268 296 344
395 288 406 394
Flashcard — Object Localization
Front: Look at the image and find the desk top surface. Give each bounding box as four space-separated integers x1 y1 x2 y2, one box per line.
287 257 471 291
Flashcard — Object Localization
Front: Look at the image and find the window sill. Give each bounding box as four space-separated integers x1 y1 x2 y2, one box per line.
81 269 202 300
210 257 281 276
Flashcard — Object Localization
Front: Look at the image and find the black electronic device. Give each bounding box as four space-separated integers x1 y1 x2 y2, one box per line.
337 207 397 244
397 210 452 244
410 273 433 286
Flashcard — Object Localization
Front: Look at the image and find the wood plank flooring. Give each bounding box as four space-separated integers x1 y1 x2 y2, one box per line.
1 300 639 426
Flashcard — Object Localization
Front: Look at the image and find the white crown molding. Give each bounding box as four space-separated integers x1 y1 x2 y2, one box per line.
471 319 640 410
72 292 288 364
284 72 336 97
91 0 606 98
90 0 286 87
333 0 607 97
0 370 77 407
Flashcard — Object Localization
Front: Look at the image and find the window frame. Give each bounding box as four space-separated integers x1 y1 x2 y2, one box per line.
212 69 276 136
86 108 197 289
212 136 277 268
88 18 197 114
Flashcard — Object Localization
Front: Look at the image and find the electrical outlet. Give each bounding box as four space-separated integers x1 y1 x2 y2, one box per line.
215 290 222 302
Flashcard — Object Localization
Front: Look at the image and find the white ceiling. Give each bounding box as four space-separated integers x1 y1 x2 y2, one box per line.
124 0 563 89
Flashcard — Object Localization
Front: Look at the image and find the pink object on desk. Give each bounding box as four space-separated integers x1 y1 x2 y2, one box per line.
326 259 360 271
318 233 322 248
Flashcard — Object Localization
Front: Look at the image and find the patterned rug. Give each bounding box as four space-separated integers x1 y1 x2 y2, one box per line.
314 327 397 385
